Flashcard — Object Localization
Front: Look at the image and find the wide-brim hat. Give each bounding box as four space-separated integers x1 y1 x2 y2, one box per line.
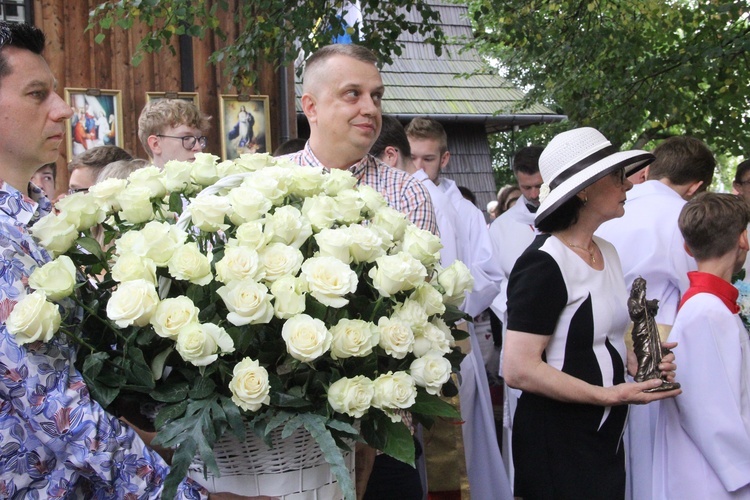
535 127 655 226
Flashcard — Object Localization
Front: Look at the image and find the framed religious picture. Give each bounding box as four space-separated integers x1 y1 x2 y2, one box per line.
219 94 271 160
64 88 124 162
145 91 200 109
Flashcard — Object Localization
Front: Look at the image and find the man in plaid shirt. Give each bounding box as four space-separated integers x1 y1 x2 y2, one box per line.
284 44 438 236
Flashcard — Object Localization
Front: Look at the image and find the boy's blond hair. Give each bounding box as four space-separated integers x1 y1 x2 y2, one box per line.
678 192 750 260
404 117 448 154
137 99 210 157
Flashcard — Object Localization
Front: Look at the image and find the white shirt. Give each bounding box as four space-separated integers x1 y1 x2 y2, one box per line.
439 178 502 317
597 180 696 325
653 293 750 499
488 195 540 321
412 169 460 266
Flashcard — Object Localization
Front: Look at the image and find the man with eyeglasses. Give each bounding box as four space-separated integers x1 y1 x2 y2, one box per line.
67 144 133 194
137 98 210 169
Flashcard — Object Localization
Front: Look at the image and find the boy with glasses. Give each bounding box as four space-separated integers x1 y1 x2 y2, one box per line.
137 99 211 169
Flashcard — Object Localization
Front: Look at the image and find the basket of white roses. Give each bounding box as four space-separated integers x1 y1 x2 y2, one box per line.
8 152 472 499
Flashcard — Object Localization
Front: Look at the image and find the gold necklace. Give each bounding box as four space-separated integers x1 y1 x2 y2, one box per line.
557 234 596 264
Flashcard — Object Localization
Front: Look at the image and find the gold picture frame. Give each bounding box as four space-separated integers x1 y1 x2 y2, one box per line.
219 94 272 160
64 88 124 162
145 91 200 109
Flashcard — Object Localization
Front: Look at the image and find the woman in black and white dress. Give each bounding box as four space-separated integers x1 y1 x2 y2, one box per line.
503 128 681 500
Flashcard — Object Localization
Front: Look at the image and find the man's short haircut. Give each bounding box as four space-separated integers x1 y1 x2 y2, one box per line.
96 158 149 183
512 146 543 176
137 99 211 157
370 115 410 159
647 136 716 188
68 145 133 173
0 22 45 85
302 44 379 93
734 159 750 184
679 192 750 261
273 138 307 156
405 117 448 154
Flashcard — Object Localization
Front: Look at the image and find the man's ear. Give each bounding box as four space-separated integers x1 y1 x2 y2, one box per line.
301 93 317 124
739 229 749 251
440 150 451 171
382 146 399 168
147 135 162 156
683 241 694 257
683 180 704 200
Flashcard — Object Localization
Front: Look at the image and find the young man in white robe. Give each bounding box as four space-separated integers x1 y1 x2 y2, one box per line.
652 192 750 499
596 136 717 500
407 117 511 500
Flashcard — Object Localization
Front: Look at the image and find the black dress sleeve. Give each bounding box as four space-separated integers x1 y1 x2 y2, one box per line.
506 239 568 336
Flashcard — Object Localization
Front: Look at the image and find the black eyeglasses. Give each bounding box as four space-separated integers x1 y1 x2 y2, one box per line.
611 168 626 185
68 187 88 195
156 135 208 150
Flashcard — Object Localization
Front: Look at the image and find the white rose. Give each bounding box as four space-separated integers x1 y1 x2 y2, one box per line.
235 152 275 172
329 319 379 359
29 213 78 257
314 227 353 264
241 174 284 204
5 291 61 346
175 322 234 366
215 246 265 284
402 225 442 267
281 314 332 362
111 253 158 285
229 357 271 412
150 296 200 339
162 160 196 194
190 152 221 186
167 243 213 285
262 166 294 196
189 194 231 232
89 177 128 212
392 299 429 334
216 159 244 177
289 166 325 197
114 230 142 257
347 224 385 264
56 192 106 231
327 376 374 418
258 243 303 282
430 317 455 346
300 256 358 308
377 317 415 359
106 279 160 328
410 351 452 395
322 168 358 196
301 195 339 231
227 186 272 225
270 275 307 319
371 205 407 242
357 184 388 214
409 284 446 317
28 255 77 301
413 322 453 357
334 189 365 224
128 165 167 199
233 220 268 250
368 252 427 297
117 184 155 224
134 221 188 266
437 261 474 306
264 206 312 249
216 278 274 326
372 371 417 412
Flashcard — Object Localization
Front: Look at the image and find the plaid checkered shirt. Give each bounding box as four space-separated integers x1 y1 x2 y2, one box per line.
284 142 439 236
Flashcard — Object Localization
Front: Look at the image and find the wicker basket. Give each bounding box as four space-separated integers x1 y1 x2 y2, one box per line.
187 426 355 498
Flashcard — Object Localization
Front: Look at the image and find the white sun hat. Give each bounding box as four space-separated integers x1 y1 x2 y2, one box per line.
535 127 655 226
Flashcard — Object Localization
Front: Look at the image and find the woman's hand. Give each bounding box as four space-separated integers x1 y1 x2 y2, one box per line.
607 378 682 405
658 341 678 382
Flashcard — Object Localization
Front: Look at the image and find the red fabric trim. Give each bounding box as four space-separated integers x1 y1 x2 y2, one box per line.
678 271 740 313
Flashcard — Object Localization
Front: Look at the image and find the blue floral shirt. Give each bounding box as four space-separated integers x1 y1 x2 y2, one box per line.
0 181 207 499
